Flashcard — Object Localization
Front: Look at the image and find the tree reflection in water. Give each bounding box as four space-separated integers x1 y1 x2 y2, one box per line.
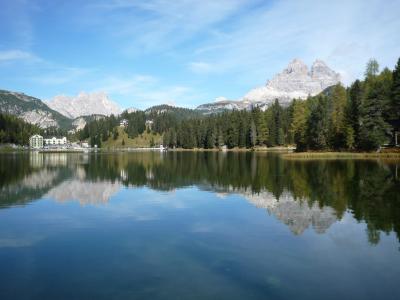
0 151 399 245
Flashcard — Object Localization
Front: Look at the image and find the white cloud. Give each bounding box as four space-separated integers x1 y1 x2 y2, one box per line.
0 49 37 62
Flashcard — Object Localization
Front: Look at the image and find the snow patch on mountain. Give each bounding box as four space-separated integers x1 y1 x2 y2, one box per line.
47 91 122 118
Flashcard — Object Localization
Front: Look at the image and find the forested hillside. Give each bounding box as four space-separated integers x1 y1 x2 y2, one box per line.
80 58 400 151
0 113 41 145
0 113 72 146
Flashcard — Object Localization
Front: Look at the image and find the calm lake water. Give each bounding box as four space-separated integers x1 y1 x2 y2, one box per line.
0 152 399 300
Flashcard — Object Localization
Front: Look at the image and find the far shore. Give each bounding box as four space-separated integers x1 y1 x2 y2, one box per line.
282 151 400 160
1 145 400 161
100 146 295 152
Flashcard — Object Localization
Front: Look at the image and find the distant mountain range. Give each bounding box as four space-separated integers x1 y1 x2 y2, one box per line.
197 59 340 113
0 58 341 129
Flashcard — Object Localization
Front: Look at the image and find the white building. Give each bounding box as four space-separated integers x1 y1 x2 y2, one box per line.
29 134 44 149
44 137 67 146
120 119 128 127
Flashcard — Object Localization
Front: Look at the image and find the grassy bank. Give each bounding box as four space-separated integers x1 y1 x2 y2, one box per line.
0 145 27 153
102 127 162 149
282 151 400 160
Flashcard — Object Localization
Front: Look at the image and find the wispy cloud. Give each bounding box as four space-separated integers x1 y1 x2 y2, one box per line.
83 0 400 86
1 0 399 107
188 61 215 74
89 74 196 108
186 0 400 84
0 49 38 62
84 0 254 54
30 67 91 85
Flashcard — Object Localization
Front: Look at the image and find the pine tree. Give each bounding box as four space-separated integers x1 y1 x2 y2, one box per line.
391 57 400 120
307 96 328 150
365 58 379 78
205 126 216 148
359 77 391 150
377 67 393 121
170 128 177 148
265 109 274 146
345 126 355 149
249 120 257 147
328 84 347 149
290 100 309 151
271 99 284 145
347 80 363 148
217 128 224 147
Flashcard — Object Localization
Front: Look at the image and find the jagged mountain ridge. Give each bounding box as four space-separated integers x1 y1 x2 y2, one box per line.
47 91 122 119
196 58 341 112
0 59 340 129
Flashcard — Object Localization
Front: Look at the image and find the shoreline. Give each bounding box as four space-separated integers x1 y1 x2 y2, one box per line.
101 146 295 152
1 146 399 160
282 151 400 160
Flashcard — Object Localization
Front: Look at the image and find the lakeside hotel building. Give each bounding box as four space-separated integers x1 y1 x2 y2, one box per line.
29 135 44 149
44 137 67 146
29 135 68 148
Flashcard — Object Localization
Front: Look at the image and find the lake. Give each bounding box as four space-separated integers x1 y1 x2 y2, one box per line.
0 151 399 300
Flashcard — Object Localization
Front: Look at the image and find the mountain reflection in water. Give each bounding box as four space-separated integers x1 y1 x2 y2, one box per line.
0 151 399 245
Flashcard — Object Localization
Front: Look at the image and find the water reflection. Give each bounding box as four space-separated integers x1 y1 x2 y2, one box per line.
0 152 399 244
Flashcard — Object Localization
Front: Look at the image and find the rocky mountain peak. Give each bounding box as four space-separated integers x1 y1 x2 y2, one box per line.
310 59 341 90
283 58 308 75
47 91 122 119
197 58 341 112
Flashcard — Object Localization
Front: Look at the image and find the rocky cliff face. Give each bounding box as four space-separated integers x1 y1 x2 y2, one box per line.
47 91 122 119
196 58 341 112
0 90 71 128
196 97 249 114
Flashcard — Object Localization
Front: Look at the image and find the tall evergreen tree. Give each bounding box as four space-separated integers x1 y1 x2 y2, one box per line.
249 120 257 147
359 76 391 150
290 100 309 151
328 84 347 149
347 80 363 148
365 58 379 78
306 96 328 150
391 57 400 120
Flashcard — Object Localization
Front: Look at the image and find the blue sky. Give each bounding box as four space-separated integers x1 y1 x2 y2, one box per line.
0 0 399 109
